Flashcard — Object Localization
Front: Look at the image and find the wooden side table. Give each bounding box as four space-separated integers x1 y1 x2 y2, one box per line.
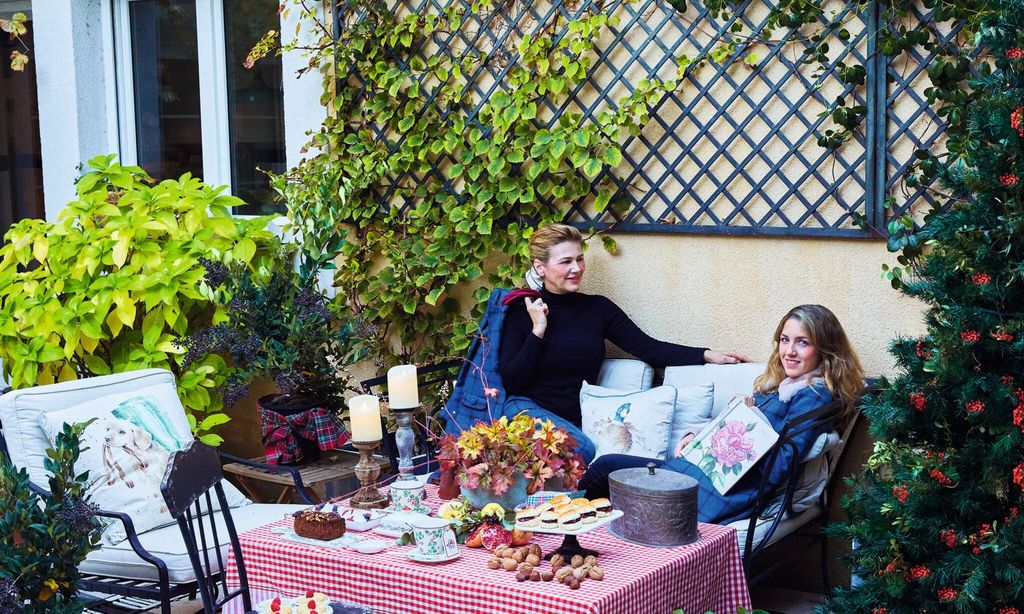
222 450 391 504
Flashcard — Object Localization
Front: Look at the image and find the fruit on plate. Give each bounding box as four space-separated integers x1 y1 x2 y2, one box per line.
510 528 533 546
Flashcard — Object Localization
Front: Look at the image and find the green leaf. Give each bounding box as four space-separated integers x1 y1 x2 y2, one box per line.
583 158 602 179
84 355 111 375
425 287 444 306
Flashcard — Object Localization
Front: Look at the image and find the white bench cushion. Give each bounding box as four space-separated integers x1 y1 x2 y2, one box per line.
663 363 766 417
80 503 307 584
728 502 824 555
596 359 654 391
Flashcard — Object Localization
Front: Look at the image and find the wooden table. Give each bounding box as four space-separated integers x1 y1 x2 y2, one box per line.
222 451 390 504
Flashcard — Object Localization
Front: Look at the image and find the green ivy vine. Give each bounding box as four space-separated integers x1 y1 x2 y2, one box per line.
251 0 1003 368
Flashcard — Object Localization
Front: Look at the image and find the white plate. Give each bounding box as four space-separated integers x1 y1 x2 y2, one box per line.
352 539 393 554
406 549 461 564
277 530 361 548
255 597 297 610
517 509 623 536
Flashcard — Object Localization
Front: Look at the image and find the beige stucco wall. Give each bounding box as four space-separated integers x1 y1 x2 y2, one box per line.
580 233 926 378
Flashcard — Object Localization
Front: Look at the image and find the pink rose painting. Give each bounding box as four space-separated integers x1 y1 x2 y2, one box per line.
709 420 756 469
681 397 781 494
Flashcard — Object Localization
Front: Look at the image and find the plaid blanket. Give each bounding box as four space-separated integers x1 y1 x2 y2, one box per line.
260 405 351 464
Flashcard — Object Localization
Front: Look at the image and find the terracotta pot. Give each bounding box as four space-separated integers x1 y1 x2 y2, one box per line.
258 394 324 464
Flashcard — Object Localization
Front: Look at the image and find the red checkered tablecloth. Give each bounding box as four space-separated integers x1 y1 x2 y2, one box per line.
225 486 751 614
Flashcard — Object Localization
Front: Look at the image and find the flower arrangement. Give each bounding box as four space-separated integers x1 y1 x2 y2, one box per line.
437 413 586 497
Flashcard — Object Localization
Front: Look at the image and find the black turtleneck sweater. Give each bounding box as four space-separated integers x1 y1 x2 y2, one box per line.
498 288 707 425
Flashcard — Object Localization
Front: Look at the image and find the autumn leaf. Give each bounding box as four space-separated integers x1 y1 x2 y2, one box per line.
10 50 28 72
0 12 28 36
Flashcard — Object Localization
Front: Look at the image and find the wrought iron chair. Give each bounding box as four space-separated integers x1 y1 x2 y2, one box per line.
738 398 865 591
160 441 373 613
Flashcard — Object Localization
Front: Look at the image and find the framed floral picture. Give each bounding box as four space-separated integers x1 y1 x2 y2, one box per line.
680 397 779 494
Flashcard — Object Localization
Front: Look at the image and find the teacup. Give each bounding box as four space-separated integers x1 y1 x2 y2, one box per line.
390 479 427 511
409 517 459 560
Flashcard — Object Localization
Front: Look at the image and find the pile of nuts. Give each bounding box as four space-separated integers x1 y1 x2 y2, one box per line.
485 547 604 590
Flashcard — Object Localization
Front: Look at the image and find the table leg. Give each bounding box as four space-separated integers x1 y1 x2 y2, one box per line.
234 476 267 504
544 534 599 560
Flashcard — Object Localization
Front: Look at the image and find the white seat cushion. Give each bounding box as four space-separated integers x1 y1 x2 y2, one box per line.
728 502 824 555
663 364 766 417
80 503 307 584
596 359 654 392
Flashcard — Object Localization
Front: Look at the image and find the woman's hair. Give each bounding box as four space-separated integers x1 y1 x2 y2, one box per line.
528 223 583 263
754 304 865 408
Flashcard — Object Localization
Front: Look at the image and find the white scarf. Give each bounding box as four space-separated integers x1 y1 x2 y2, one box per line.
777 368 822 403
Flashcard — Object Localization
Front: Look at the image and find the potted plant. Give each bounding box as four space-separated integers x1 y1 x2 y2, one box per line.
437 413 586 510
0 155 280 446
179 253 367 464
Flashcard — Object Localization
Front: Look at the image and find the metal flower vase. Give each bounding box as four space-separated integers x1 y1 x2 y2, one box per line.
460 474 529 510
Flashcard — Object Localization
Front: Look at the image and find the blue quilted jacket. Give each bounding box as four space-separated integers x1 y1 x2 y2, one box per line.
442 288 512 435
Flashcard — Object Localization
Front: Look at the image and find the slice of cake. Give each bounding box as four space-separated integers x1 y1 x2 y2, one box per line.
293 511 346 541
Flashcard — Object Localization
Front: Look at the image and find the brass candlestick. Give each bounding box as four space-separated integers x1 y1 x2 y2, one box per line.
349 440 388 509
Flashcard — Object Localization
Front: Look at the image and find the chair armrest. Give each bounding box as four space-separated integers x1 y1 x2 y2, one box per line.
217 451 317 505
92 508 171 578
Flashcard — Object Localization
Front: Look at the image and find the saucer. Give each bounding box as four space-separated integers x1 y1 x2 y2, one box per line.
352 539 391 554
388 504 430 515
406 549 460 564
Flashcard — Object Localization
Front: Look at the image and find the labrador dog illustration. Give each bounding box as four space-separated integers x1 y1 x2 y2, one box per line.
101 418 171 492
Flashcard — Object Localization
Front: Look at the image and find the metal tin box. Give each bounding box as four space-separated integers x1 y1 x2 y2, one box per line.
608 463 699 547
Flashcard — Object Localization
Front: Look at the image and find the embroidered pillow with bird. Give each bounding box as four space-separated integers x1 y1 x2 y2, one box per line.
580 383 677 460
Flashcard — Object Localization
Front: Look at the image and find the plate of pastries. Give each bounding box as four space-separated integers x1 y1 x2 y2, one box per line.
513 494 622 535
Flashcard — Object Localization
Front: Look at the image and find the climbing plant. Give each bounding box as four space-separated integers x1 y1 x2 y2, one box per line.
249 0 1002 369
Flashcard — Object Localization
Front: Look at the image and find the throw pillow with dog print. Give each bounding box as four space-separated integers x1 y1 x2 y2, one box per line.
40 383 249 544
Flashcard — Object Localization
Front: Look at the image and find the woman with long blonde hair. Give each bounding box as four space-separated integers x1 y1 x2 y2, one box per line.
579 304 864 525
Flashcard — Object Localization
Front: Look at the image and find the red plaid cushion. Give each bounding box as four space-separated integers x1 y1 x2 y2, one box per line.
260 406 351 464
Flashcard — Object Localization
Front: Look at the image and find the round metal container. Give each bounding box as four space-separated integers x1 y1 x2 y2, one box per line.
608 463 699 547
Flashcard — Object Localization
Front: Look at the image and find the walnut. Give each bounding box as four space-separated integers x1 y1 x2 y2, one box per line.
528 544 543 557
518 562 534 575
525 554 541 567
555 567 574 582
589 566 605 580
584 555 598 566
572 567 588 580
501 558 518 571
486 557 501 570
511 550 526 563
570 555 584 568
550 554 565 568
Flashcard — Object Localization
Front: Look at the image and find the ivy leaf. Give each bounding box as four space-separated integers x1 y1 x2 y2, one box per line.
583 158 602 179
425 287 444 306
602 147 623 168
601 235 618 254
550 139 567 160
449 164 464 178
572 131 589 148
9 50 29 72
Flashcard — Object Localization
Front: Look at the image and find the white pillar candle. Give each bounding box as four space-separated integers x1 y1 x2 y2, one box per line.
387 364 419 410
349 394 382 442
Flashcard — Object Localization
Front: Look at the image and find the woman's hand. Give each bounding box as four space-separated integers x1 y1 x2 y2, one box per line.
729 393 755 407
524 297 549 338
673 432 696 457
703 349 753 364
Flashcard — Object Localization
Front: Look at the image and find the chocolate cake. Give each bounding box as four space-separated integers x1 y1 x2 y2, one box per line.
293 510 346 541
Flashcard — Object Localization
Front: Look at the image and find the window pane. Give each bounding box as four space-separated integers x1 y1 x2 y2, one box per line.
129 0 203 181
224 0 286 214
0 16 44 236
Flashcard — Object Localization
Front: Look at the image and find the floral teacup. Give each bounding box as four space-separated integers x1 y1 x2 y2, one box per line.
409 517 459 560
389 479 427 512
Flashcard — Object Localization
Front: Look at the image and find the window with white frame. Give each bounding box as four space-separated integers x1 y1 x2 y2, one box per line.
113 0 285 214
